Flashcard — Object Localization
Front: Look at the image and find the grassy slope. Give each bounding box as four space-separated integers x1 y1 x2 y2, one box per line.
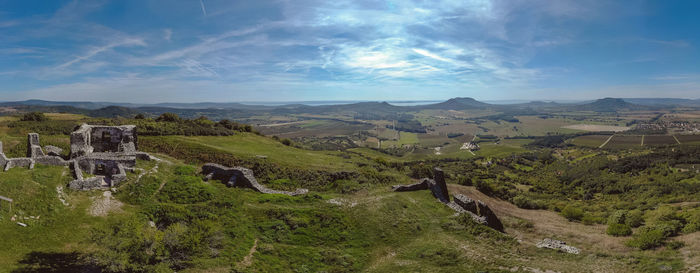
0 115 695 272
0 165 104 271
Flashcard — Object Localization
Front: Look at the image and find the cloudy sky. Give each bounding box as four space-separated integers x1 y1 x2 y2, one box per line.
0 0 699 103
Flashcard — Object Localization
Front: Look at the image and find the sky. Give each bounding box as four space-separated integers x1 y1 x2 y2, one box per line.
0 0 700 103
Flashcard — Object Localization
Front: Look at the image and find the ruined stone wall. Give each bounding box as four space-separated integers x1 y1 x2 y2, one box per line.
392 168 504 232
70 124 92 158
201 163 308 196
76 153 135 175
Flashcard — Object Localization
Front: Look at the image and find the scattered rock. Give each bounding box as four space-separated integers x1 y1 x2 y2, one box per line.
536 238 580 254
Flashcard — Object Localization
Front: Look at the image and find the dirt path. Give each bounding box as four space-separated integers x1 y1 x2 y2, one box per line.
238 238 259 268
447 184 629 253
677 233 700 272
599 134 615 148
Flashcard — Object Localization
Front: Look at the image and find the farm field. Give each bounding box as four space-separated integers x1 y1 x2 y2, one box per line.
643 135 678 146
606 135 643 148
570 135 611 147
677 134 700 145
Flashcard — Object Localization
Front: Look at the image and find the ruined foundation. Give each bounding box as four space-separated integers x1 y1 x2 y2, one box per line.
0 124 152 191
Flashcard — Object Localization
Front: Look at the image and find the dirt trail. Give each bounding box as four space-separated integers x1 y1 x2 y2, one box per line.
677 233 700 272
447 184 629 253
239 238 259 268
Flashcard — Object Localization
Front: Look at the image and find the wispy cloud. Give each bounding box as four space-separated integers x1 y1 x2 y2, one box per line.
56 38 146 69
199 0 207 16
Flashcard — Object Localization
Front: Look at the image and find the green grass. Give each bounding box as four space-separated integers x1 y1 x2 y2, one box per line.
0 165 104 272
150 134 361 171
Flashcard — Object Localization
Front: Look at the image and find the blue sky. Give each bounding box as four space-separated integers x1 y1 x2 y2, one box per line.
0 0 699 103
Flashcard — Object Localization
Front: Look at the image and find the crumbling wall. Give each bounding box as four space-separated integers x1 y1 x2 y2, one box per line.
27 133 45 158
453 194 504 232
70 124 92 158
201 163 308 196
392 167 504 232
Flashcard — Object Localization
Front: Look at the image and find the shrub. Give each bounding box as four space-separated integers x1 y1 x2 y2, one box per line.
156 113 181 122
20 112 48 121
582 214 604 225
280 138 292 146
625 210 644 227
607 210 627 225
607 223 632 236
158 176 215 204
666 240 685 250
512 195 545 210
561 205 584 221
626 229 666 250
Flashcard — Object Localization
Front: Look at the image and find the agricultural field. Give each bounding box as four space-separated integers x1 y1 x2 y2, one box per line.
605 135 643 148
677 134 700 145
644 135 679 146
570 135 611 147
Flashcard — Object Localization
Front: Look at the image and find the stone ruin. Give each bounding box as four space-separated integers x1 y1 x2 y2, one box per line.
201 163 308 196
392 167 504 232
536 238 580 254
0 124 154 191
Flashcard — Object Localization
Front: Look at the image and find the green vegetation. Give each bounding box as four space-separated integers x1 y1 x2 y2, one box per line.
2 106 700 272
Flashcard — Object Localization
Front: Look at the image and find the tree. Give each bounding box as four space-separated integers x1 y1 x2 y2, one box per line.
134 113 146 119
156 113 181 122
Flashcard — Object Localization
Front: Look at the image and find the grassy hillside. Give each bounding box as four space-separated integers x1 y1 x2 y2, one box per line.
1 113 699 272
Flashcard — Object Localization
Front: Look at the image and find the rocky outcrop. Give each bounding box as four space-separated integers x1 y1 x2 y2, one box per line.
201 163 308 196
536 238 580 254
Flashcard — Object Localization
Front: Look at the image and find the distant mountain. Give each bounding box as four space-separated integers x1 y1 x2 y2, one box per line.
89 106 142 118
0 99 142 110
621 98 700 106
573 98 649 112
419 97 491 110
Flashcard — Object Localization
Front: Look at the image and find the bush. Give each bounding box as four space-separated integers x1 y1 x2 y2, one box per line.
626 229 667 250
561 205 584 221
582 214 604 225
666 240 685 250
158 176 215 204
20 112 48 121
512 195 545 210
156 113 181 122
607 223 632 236
607 210 627 225
626 210 644 227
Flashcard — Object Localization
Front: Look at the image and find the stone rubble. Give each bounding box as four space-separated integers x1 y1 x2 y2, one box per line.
536 238 581 254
